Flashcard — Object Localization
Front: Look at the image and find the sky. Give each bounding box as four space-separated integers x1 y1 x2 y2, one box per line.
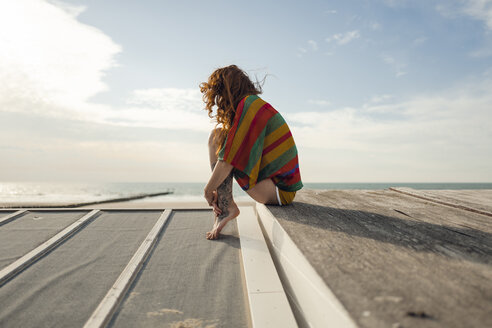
0 0 491 183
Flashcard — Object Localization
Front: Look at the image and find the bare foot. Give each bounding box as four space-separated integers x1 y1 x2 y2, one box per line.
206 203 240 240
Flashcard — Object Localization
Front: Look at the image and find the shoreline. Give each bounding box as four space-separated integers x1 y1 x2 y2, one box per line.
1 187 491 209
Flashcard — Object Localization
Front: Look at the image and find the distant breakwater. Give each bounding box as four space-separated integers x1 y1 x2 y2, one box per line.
3 191 174 208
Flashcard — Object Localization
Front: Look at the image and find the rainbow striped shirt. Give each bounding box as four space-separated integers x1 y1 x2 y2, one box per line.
218 95 303 192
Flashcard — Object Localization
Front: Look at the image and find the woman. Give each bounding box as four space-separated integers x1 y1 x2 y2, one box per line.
200 65 302 239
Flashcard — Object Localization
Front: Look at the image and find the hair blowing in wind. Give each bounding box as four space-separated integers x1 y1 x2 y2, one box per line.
200 65 262 153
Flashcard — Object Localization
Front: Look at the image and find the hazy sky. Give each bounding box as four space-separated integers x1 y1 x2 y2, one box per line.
1 0 491 182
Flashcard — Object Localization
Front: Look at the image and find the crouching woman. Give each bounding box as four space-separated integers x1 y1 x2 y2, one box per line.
200 65 303 239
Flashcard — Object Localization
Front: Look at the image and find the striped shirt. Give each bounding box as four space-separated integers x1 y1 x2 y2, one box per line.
218 95 303 192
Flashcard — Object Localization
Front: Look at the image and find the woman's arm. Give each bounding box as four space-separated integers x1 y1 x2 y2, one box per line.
204 160 233 205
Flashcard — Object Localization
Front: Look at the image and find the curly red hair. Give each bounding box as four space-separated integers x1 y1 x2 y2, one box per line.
200 65 262 154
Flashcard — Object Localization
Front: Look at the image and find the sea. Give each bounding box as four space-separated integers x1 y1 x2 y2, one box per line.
1 182 491 205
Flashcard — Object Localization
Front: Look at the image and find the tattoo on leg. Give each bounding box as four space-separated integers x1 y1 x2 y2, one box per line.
209 160 233 221
217 171 233 221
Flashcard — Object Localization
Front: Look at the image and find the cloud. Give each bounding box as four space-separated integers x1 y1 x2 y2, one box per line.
383 0 408 7
469 47 492 57
368 94 393 104
47 0 86 16
482 66 492 76
437 0 492 30
446 0 492 58
128 88 203 109
381 54 407 77
286 80 492 181
0 0 212 132
413 36 428 46
308 99 331 107
297 40 318 57
307 40 318 51
0 132 210 182
285 80 492 150
0 0 121 110
459 0 492 30
101 88 210 131
326 30 360 45
324 10 337 14
369 22 382 30
296 46 307 57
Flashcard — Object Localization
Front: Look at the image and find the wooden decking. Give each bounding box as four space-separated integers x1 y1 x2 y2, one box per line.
261 188 492 328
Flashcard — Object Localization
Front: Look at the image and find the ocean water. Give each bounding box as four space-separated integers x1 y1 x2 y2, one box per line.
0 182 491 204
0 182 249 204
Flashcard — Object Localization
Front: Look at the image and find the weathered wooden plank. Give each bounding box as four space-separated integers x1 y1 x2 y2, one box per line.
266 189 492 328
390 187 492 217
83 209 172 328
0 210 100 286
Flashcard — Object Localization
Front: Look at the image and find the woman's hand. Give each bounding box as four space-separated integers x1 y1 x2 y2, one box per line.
204 187 215 206
204 189 223 216
211 191 222 216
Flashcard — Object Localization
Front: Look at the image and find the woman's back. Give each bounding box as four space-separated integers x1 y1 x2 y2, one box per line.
219 95 302 192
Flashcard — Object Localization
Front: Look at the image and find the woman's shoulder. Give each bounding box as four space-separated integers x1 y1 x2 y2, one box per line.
243 94 275 109
242 94 260 103
250 96 280 118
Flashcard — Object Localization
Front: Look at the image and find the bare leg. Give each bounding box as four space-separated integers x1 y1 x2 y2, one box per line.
246 178 279 205
206 129 240 240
